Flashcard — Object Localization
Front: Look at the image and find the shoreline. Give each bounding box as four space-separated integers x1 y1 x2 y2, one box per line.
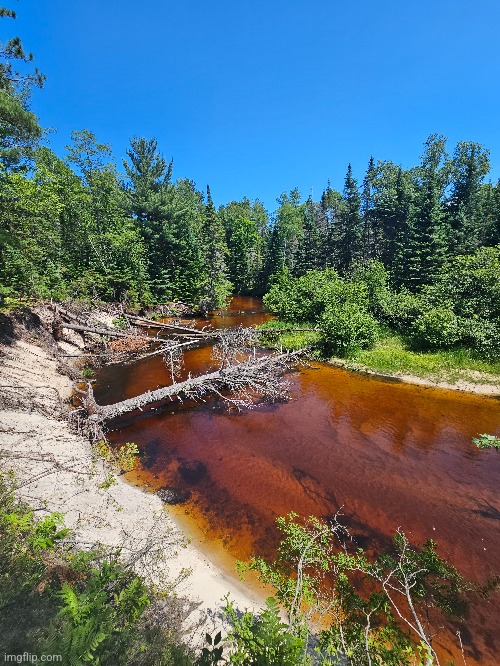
0 331 265 649
326 357 500 397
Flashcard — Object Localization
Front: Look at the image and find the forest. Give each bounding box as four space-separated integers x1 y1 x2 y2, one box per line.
1 5 499 366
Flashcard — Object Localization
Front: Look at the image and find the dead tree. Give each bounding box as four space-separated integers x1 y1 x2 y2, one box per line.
84 349 304 425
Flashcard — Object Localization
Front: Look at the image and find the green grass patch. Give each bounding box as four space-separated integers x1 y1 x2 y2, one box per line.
349 333 500 384
256 320 322 352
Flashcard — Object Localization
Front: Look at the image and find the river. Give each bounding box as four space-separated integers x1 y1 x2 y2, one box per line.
94 296 500 665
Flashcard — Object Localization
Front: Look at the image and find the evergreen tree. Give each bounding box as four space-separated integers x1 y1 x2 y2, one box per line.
122 137 175 301
446 141 490 254
0 5 44 167
167 178 206 304
338 164 362 273
405 135 449 290
479 180 500 247
320 180 343 269
264 189 305 283
200 185 232 311
296 195 324 274
372 161 414 286
361 156 379 261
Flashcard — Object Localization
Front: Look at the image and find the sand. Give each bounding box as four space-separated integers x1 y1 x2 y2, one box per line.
328 358 500 396
0 334 264 649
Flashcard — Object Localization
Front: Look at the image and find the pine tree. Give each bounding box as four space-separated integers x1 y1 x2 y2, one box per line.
0 5 45 167
338 164 362 273
361 156 379 261
200 185 232 311
320 180 343 269
296 195 324 274
122 137 175 301
446 141 490 254
405 135 449 290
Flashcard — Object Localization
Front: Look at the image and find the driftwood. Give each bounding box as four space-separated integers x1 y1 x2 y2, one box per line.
87 350 303 422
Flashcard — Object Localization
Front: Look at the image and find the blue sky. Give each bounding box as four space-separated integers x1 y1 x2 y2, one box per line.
10 0 500 210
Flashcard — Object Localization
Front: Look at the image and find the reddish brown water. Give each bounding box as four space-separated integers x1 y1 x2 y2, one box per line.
94 296 500 665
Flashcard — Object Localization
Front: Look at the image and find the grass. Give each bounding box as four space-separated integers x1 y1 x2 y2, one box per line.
258 320 500 386
349 333 500 384
256 320 322 352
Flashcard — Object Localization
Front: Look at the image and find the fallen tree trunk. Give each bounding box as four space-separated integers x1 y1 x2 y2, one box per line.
124 314 210 336
61 322 159 343
88 350 304 422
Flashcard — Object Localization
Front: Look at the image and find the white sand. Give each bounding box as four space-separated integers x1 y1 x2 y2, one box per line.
0 336 264 648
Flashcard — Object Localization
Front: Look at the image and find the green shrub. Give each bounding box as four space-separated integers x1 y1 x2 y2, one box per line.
224 597 309 665
382 288 426 330
408 307 460 351
459 317 500 361
320 303 378 356
263 269 340 321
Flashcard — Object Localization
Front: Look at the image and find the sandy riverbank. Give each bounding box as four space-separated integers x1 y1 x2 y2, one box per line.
0 320 265 649
327 357 500 396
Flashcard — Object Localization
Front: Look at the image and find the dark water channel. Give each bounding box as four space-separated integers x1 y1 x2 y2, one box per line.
94 296 500 665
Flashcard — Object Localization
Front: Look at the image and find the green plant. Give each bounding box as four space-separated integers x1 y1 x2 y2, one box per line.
92 440 139 473
320 302 378 356
408 307 460 351
225 597 309 665
241 513 468 666
112 316 129 329
472 433 500 450
197 631 224 665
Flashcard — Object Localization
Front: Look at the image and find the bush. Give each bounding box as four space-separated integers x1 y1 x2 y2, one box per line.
351 260 391 318
320 303 378 356
263 269 340 321
459 317 500 361
407 307 460 351
382 288 426 330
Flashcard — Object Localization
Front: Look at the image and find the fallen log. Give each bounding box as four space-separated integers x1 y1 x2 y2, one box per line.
61 322 159 343
88 349 304 422
124 314 210 336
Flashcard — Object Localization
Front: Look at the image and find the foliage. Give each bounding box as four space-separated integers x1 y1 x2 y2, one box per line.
351 332 500 381
0 471 194 664
240 513 469 666
472 433 500 451
92 439 140 473
197 631 224 665
320 302 378 356
407 307 460 351
224 597 309 665
0 4 44 167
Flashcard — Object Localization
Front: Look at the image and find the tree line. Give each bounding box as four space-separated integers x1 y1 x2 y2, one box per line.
1 5 499 339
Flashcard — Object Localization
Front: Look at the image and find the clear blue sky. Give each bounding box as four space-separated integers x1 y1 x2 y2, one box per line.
10 0 500 210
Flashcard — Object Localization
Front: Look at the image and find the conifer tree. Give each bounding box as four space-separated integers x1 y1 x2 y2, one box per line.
0 5 45 167
320 180 343 269
338 164 362 273
122 137 175 300
361 156 379 261
200 185 232 311
296 195 324 274
405 135 449 290
446 141 490 254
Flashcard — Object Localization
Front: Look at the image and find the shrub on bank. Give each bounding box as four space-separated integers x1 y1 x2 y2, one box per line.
320 302 378 356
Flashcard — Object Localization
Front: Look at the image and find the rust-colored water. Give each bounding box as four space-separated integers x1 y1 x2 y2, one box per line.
95 297 500 665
